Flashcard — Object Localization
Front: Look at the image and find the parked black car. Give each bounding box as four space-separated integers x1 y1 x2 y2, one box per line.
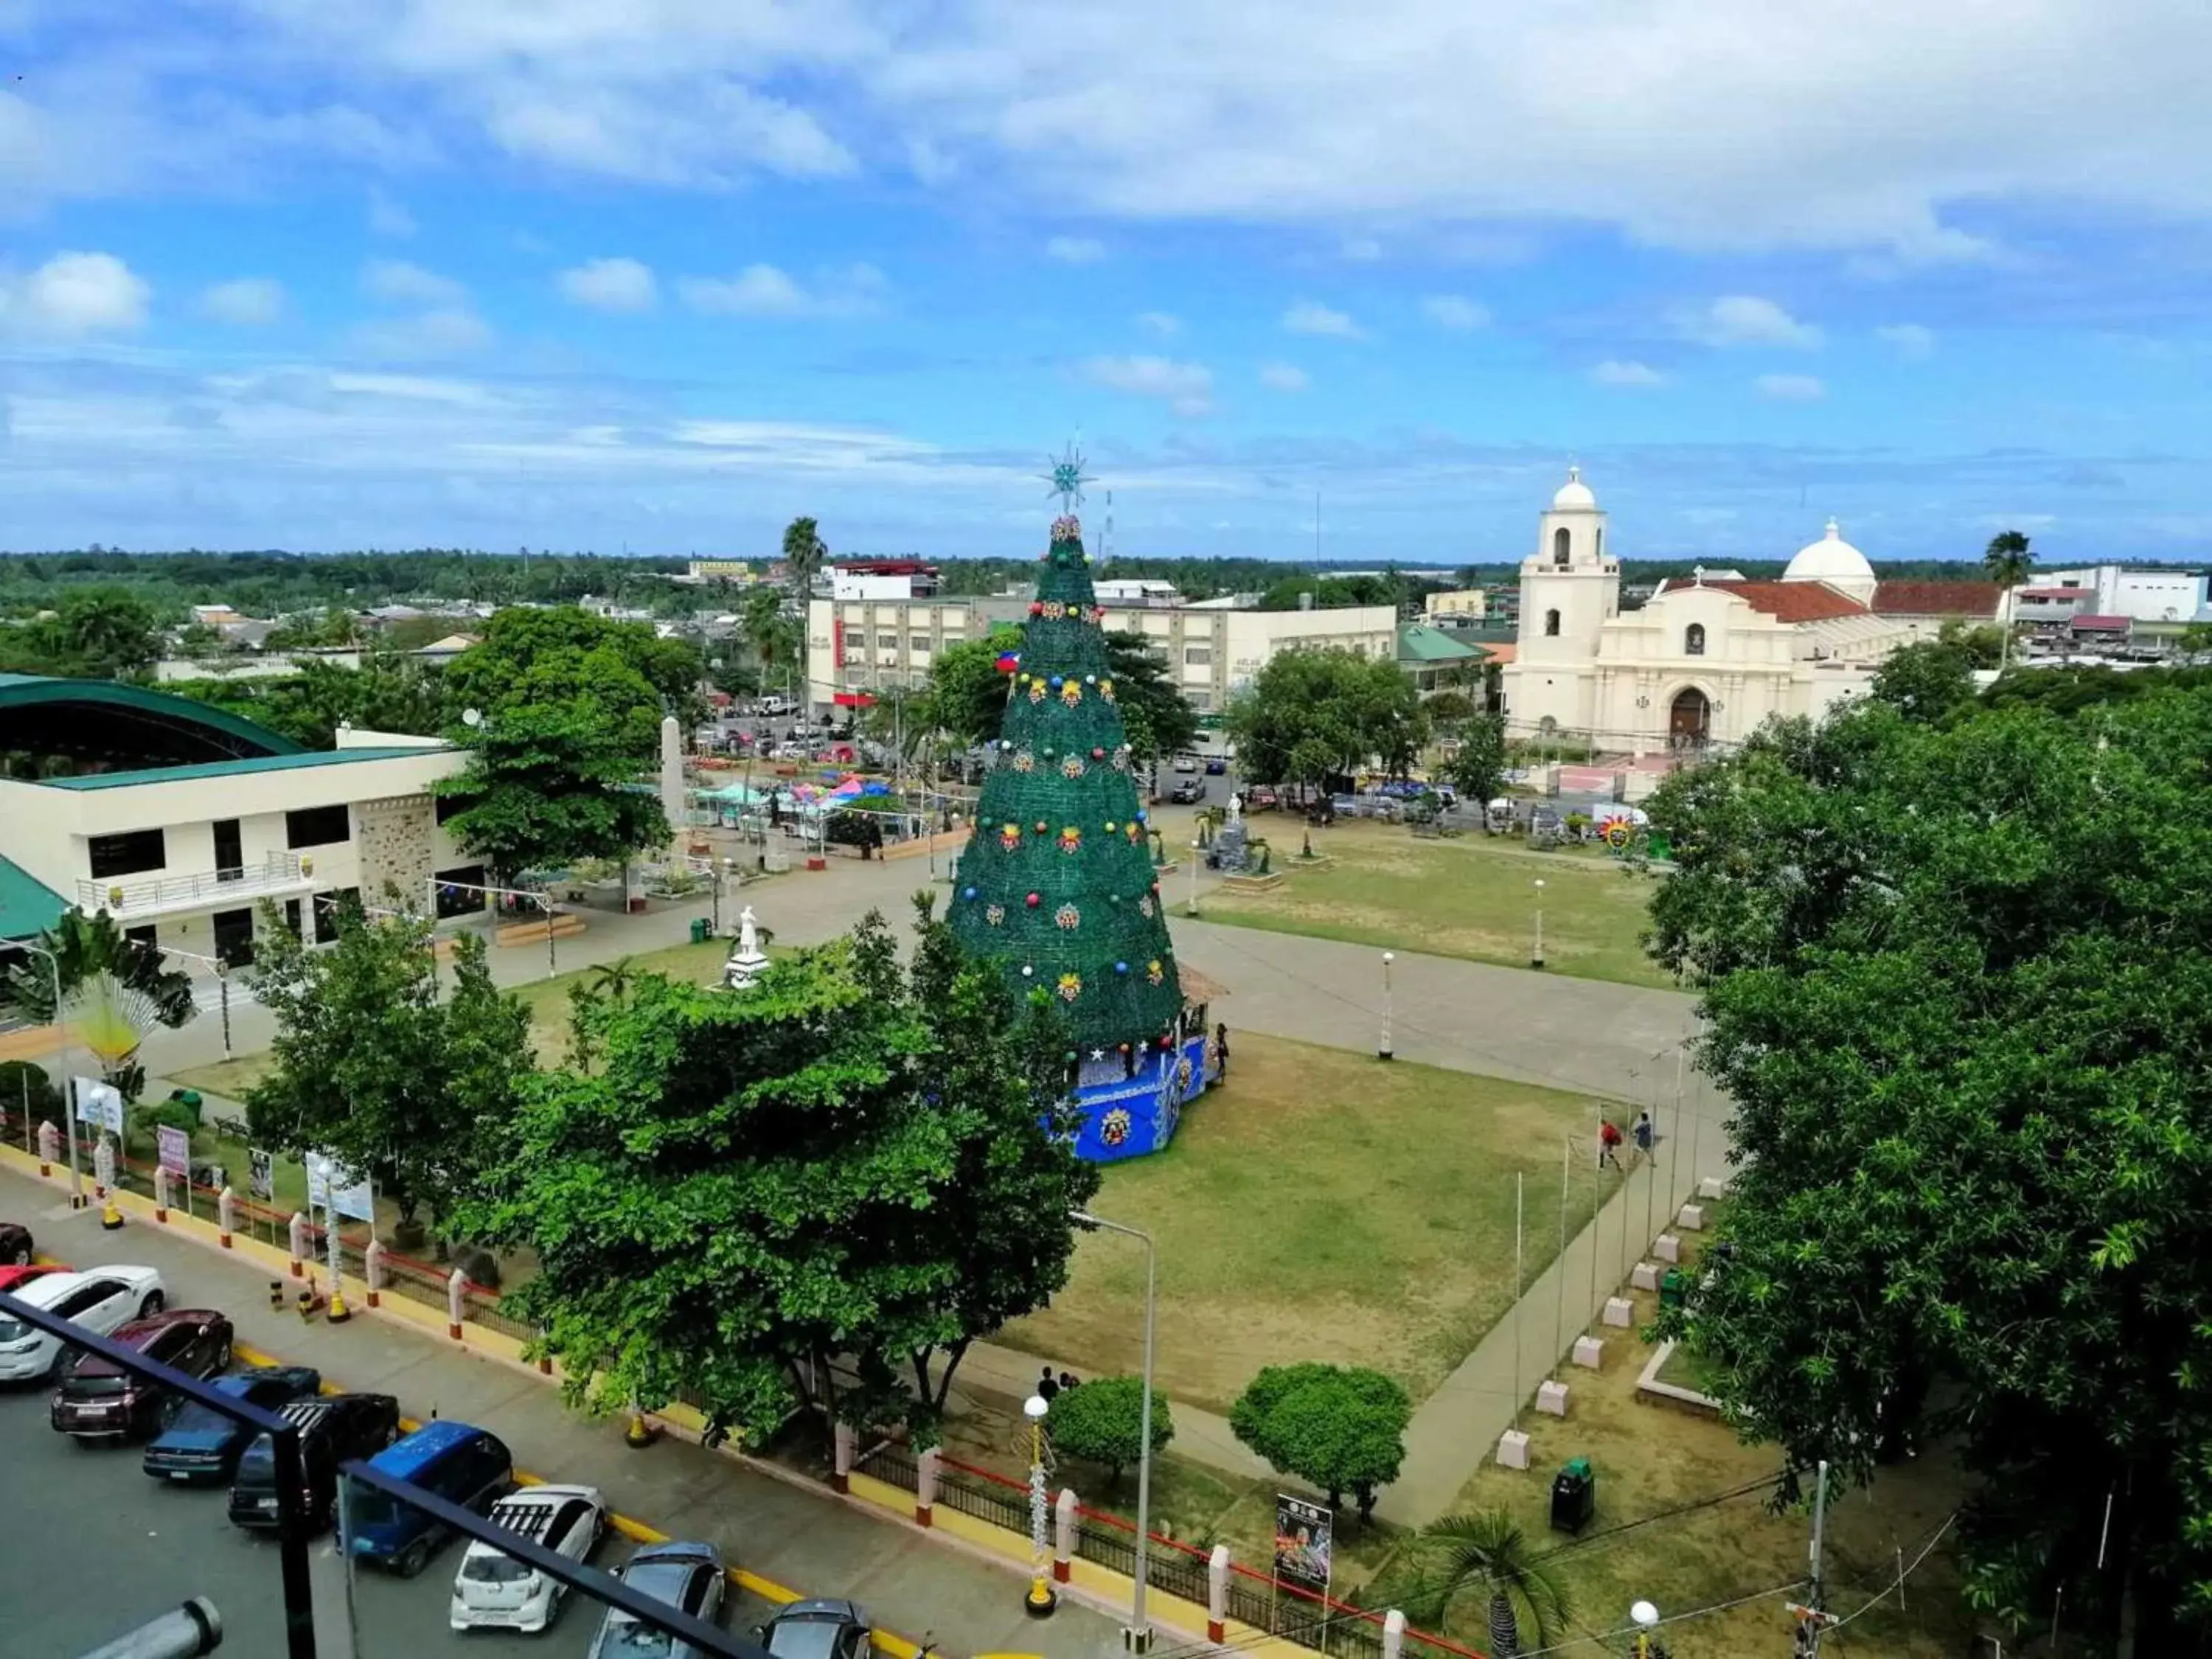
228 1392 403 1532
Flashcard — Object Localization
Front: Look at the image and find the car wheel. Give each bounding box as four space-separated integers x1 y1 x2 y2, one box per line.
7 1243 28 1267
396 1539 430 1579
140 1291 165 1317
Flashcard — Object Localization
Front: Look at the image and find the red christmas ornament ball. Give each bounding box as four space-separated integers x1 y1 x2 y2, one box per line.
1026 891 1042 907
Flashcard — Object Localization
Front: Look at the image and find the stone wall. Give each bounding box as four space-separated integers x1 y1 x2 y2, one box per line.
356 793 434 908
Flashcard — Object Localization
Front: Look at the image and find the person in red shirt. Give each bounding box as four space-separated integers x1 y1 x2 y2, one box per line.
1599 1118 1624 1172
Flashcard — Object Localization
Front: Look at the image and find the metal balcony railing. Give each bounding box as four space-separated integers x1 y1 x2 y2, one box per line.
80 850 312 917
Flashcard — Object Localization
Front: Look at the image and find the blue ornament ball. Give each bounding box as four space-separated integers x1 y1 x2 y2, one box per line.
962 886 977 900
1134 809 1148 822
1116 961 1129 975
1050 675 1064 689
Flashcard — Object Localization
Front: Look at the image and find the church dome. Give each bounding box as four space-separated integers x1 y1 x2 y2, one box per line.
1551 465 1597 510
1784 518 1875 594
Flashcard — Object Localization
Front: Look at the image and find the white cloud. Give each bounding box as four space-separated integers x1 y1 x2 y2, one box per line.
1082 355 1214 417
1135 310 1181 337
363 259 467 307
1680 295 1823 349
367 189 417 238
1591 359 1666 389
201 277 286 326
1421 293 1489 331
1282 300 1365 338
1755 373 1827 402
1875 323 1937 359
559 257 658 313
1259 361 1310 393
1340 237 1383 262
1045 235 1106 264
0 251 150 335
350 308 493 359
678 262 888 318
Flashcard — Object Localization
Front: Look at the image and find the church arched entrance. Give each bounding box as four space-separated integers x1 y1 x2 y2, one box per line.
1668 687 1711 748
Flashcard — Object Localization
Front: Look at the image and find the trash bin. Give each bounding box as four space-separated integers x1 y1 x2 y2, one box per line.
1660 1267 1690 1310
1550 1457 1595 1533
690 917 712 945
165 1088 204 1126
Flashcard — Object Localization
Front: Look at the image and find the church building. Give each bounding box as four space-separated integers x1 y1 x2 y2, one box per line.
1499 468 2006 754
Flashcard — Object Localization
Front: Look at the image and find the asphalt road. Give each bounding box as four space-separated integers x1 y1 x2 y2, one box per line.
0 1381 777 1658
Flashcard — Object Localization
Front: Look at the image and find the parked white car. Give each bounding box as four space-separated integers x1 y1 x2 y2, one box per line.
0 1266 167 1384
450 1484 608 1633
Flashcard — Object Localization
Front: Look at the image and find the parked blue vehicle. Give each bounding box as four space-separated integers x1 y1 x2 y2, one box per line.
142 1366 321 1484
347 1419 513 1578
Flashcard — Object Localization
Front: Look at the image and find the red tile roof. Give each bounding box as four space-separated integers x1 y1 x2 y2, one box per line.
2070 613 2130 632
1701 580 1869 623
1871 580 2005 618
1475 641 1517 664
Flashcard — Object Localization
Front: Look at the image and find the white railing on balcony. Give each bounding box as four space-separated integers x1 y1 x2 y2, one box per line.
79 851 313 918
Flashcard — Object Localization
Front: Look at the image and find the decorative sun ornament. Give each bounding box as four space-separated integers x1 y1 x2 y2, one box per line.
1011 750 1036 773
1099 679 1116 703
999 822 1022 852
1060 755 1085 779
1028 680 1046 703
1060 681 1083 708
1099 1107 1133 1147
1124 822 1141 844
1138 894 1155 919
1146 959 1165 986
1054 902 1081 931
1058 827 1083 855
1042 440 1094 512
1056 971 1083 1003
985 903 1006 926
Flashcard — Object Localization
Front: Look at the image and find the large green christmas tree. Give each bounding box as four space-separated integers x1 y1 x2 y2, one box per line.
949 510 1185 1054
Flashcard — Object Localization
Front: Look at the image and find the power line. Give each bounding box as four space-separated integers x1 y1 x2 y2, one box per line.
1520 1579 1809 1657
1534 1473 1787 1564
1823 1511 1956 1632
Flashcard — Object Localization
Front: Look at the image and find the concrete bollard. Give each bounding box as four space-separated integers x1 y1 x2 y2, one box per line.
915 1447 939 1527
446 1267 467 1340
218 1186 237 1248
1698 1174 1731 1200
1207 1544 1230 1642
153 1166 173 1222
1655 1233 1682 1264
1603 1295 1635 1327
288 1212 310 1277
37 1120 58 1175
363 1240 385 1308
1496 1429 1531 1470
1382 1609 1406 1659
1631 1262 1660 1291
1537 1380 1570 1417
1677 1203 1707 1231
537 1328 554 1376
1572 1335 1605 1368
1053 1487 1078 1583
831 1422 855 1494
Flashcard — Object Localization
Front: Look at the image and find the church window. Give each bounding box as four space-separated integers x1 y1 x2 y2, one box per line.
1553 527 1571 566
1596 526 1604 560
1685 623 1706 656
1543 608 1561 637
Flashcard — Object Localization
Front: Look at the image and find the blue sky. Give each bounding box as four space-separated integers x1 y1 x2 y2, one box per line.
4 1 2211 566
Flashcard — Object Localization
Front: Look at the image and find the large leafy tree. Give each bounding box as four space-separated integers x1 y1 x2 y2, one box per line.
459 902 1096 1446
1046 1375 1174 1484
1646 687 2212 1652
244 901 534 1236
1226 646 1429 792
443 605 700 737
1228 1363 1411 1522
1436 711 1506 804
0 585 164 680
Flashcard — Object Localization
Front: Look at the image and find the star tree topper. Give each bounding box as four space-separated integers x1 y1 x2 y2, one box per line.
1042 440 1096 514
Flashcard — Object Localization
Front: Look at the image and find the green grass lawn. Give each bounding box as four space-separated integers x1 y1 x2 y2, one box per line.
998 1032 1621 1416
1202 820 1674 989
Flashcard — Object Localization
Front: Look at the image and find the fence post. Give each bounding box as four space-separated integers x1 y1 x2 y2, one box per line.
153 1166 173 1222
1208 1545 1230 1643
445 1267 467 1340
914 1447 939 1527
363 1240 384 1308
37 1119 58 1176
1053 1486 1078 1584
288 1211 310 1277
1382 1609 1405 1659
217 1186 236 1248
830 1422 855 1494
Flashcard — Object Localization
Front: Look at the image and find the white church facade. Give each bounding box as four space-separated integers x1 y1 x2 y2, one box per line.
1500 469 2006 755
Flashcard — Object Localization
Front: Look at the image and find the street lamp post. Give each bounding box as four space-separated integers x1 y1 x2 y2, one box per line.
1531 878 1547 970
1075 1210 1158 1652
1630 1599 1663 1658
1378 951 1395 1061
1186 840 1202 917
1022 1394 1057 1618
18 940 81 1206
305 1155 350 1323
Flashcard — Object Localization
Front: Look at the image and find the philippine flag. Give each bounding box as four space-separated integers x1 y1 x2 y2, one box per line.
995 650 1020 675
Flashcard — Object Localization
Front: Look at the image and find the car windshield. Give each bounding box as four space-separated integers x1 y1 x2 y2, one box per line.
349 1488 408 1531
599 1621 678 1656
162 1401 233 1439
66 1374 128 1397
768 1618 843 1659
236 1433 275 1478
462 1551 533 1585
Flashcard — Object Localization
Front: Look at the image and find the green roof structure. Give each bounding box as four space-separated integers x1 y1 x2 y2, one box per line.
0 672 303 771
0 853 69 943
1396 622 1485 664
35 747 442 790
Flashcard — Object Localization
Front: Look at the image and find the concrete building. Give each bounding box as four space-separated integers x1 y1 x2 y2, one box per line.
0 674 472 964
2013 566 2209 627
1424 588 1489 625
1500 470 2006 754
1093 579 1181 607
827 560 940 602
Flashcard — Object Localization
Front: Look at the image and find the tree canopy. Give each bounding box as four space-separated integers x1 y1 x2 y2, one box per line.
1226 646 1428 789
459 901 1096 1447
0 585 164 679
1046 1374 1174 1484
244 901 534 1234
1646 685 2212 1650
1228 1363 1411 1520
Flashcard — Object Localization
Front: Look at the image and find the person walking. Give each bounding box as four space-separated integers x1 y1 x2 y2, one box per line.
1037 1366 1060 1405
1632 1110 1655 1169
1598 1118 1624 1172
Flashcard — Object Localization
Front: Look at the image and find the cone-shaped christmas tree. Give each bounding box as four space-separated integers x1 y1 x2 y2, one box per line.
950 511 1183 1051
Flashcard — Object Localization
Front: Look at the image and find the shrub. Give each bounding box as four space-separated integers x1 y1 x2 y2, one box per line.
1229 1363 1411 1522
1047 1375 1174 1483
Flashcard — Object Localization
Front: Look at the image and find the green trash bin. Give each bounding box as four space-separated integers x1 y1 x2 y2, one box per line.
1660 1267 1690 1310
165 1088 204 1126
690 917 712 945
1550 1457 1595 1533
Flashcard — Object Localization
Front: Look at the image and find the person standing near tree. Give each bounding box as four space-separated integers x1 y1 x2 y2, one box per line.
1599 1117 1624 1172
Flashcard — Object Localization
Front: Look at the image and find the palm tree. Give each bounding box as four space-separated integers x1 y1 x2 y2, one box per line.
1982 529 2034 668
782 516 828 597
1410 1509 1572 1659
587 958 639 1006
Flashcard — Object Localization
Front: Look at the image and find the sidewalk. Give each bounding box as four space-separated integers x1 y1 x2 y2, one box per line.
0 1161 1131 1659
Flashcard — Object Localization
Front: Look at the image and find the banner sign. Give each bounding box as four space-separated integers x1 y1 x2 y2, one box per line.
156 1124 190 1176
1273 1495 1334 1595
248 1149 275 1201
69 1077 124 1135
307 1153 375 1222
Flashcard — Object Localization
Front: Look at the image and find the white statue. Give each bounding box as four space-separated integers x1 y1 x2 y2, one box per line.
725 903 770 991
738 905 759 957
1225 790 1243 825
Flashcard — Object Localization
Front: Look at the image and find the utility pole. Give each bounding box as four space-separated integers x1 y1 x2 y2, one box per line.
1790 1460 1837 1657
